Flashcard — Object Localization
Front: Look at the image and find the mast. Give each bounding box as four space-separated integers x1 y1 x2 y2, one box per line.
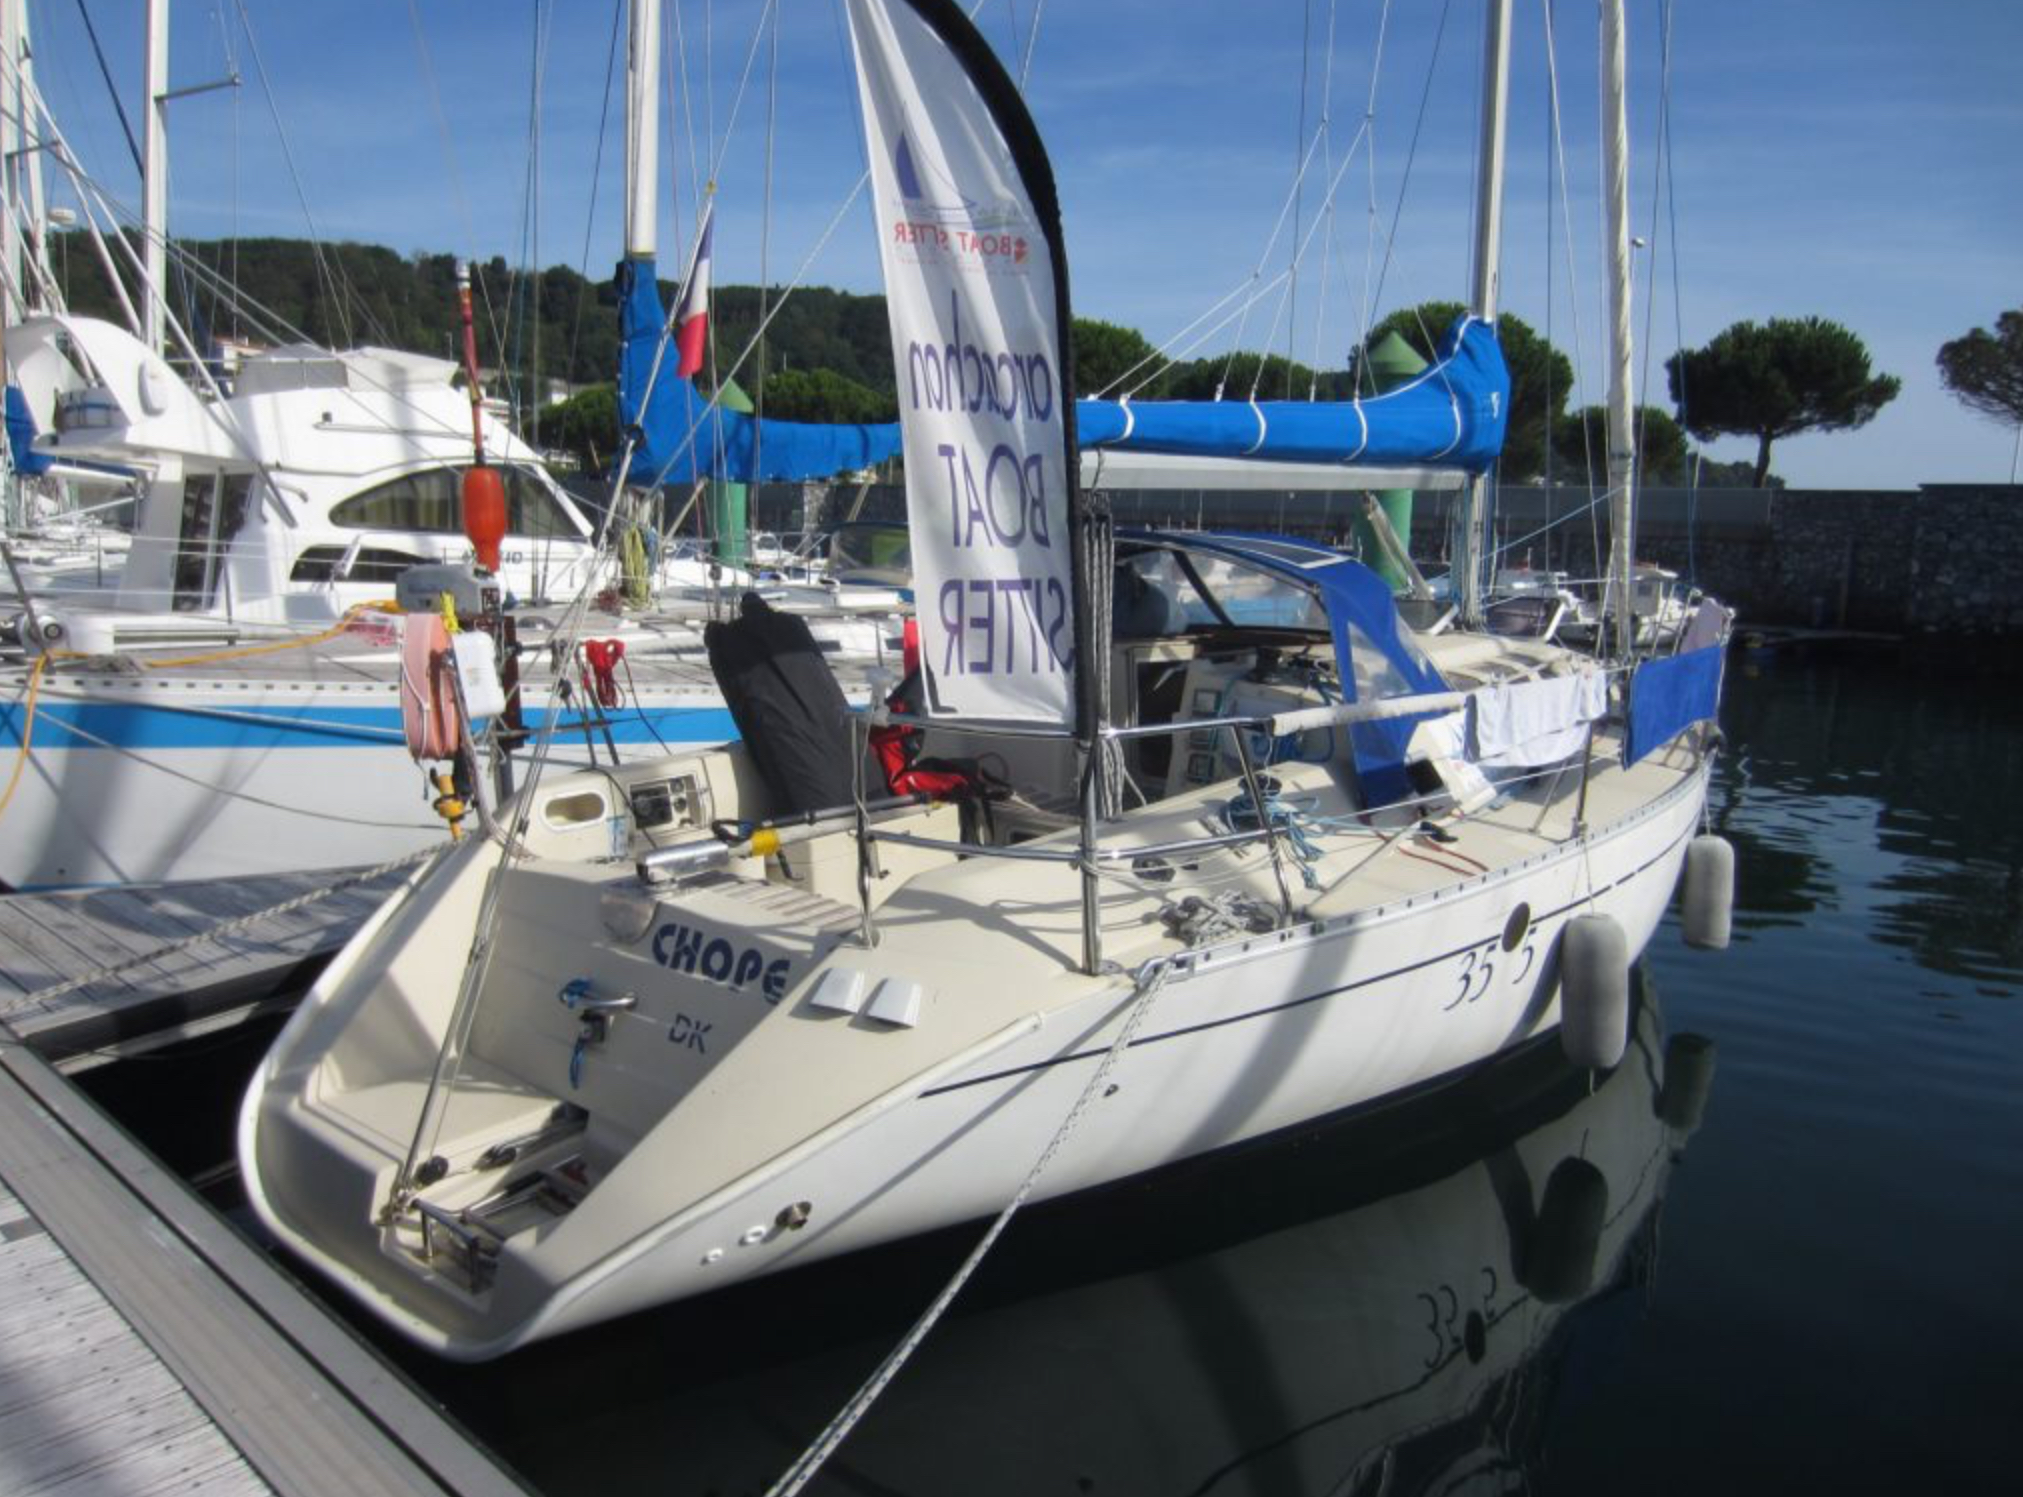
1457 0 1512 628
1 0 20 323
142 0 169 355
16 1 50 312
0 0 56 324
624 0 660 262
1600 0 1637 661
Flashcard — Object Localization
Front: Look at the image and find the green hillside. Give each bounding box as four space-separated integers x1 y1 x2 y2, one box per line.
43 233 1353 473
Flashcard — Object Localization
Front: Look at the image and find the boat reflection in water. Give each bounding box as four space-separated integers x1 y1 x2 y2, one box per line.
429 973 1713 1496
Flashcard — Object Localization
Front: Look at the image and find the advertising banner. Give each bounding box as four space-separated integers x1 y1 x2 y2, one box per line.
845 0 1077 725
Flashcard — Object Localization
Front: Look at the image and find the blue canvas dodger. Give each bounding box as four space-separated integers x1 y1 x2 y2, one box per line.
1138 532 1453 806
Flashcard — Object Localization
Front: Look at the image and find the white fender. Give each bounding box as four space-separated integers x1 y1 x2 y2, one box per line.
1560 913 1629 1069
1681 833 1735 950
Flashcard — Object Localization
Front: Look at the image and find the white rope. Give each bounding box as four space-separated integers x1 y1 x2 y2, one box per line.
0 844 439 1018
765 958 1178 1497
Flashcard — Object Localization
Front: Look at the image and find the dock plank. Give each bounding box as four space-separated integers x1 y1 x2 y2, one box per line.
50 886 211 948
6 897 184 994
0 915 143 1002
0 1180 272 1497
0 1039 528 1497
0 866 413 1065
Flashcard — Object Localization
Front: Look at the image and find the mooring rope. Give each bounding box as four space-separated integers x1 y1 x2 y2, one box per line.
764 956 1177 1497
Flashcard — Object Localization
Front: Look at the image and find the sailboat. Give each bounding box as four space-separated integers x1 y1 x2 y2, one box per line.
0 292 908 887
239 0 1733 1361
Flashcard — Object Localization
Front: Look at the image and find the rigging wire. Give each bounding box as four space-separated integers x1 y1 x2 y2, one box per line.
755 0 782 487
565 1 627 400
1302 0 1344 398
507 0 556 437
1347 0 1394 385
230 0 373 348
1356 0 1451 398
1286 0 1313 400
766 958 1178 1497
707 0 786 192
1651 0 1699 583
1531 0 1606 589
1542 0 1558 500
216 0 244 342
672 0 701 254
671 0 695 309
68 0 141 170
1015 0 1045 89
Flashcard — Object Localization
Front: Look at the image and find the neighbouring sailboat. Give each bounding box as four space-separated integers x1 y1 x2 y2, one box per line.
239 0 1732 1365
0 0 914 888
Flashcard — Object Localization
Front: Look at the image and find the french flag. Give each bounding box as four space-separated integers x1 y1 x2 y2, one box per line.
673 207 713 380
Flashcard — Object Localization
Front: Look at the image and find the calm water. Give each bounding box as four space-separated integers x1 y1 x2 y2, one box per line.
89 652 2023 1495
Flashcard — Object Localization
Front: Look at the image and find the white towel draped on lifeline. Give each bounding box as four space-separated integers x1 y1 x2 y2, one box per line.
1468 668 1607 769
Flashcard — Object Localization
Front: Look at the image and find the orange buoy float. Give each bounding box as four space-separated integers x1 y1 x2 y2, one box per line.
462 463 507 575
454 259 508 574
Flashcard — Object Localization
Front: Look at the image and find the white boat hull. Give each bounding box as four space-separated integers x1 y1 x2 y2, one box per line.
241 734 1707 1359
1 599 899 886
491 771 1698 1353
0 677 740 887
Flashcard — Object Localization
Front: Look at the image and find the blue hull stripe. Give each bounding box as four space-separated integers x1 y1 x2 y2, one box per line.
2 700 741 752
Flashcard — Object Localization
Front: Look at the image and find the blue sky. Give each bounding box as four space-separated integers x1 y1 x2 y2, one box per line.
21 0 2023 488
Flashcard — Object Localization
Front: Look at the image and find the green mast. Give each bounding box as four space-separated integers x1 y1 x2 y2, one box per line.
1350 330 1428 589
710 377 753 566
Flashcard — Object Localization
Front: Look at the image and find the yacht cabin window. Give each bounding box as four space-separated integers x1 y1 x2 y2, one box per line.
328 465 578 539
1115 547 1332 635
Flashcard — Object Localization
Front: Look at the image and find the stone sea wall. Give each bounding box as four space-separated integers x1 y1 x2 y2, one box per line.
1402 484 2023 639
754 481 2023 640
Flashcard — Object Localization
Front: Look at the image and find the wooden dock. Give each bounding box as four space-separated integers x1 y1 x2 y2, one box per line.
1 1166 275 1495
0 860 534 1494
0 864 416 1070
0 1031 529 1497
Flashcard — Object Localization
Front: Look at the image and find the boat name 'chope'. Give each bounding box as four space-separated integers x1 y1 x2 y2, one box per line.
649 921 791 1002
